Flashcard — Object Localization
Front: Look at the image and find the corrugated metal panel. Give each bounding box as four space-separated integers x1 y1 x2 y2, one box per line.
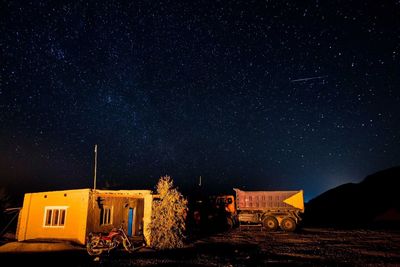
233 188 303 211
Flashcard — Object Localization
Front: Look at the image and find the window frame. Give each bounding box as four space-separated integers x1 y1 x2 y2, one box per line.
100 205 113 226
43 206 68 228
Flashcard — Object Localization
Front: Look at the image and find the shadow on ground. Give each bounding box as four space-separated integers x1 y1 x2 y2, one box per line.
1 227 400 266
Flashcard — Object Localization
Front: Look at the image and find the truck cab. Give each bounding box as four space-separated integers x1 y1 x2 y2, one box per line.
209 195 238 229
215 195 236 214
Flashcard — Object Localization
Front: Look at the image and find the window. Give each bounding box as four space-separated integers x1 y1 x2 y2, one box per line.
100 206 113 225
44 206 67 227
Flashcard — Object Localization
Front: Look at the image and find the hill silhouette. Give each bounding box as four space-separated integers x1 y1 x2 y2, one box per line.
304 166 400 228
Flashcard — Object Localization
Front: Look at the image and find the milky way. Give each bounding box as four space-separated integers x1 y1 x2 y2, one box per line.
1 0 399 200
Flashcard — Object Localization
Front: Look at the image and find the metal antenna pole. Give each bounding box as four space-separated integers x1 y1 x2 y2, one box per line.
94 144 98 191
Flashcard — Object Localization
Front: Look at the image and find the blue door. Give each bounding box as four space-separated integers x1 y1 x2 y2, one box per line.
127 208 135 236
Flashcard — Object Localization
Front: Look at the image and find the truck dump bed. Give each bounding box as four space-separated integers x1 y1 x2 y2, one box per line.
233 188 304 212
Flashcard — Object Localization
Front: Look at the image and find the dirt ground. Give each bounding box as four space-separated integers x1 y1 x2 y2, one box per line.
1 227 400 266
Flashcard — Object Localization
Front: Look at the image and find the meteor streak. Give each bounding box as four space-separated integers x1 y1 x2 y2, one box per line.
290 75 328 83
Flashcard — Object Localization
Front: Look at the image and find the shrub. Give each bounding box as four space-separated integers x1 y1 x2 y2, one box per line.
148 176 188 249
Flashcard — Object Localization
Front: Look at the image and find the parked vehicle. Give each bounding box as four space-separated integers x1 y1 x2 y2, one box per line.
86 225 137 256
188 187 304 233
233 188 304 232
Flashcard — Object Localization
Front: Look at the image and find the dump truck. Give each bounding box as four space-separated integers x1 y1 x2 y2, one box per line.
233 188 304 232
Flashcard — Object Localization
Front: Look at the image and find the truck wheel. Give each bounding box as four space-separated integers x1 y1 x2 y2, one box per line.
262 216 278 231
280 217 296 232
226 217 234 230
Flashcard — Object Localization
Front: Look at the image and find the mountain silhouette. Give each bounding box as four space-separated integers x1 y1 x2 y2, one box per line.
304 166 400 228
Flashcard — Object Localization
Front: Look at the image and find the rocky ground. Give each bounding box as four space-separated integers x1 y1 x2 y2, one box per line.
1 227 400 266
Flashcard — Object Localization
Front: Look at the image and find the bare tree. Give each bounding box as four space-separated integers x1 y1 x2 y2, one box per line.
148 176 188 250
0 187 13 235
0 187 11 212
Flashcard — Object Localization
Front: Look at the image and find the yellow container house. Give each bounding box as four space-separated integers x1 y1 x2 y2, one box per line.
16 188 155 245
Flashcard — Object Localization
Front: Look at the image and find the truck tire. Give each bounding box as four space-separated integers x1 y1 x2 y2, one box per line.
262 216 278 231
280 217 296 232
226 217 234 230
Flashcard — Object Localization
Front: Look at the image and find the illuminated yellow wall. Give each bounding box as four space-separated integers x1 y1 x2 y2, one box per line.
143 193 154 245
17 189 90 245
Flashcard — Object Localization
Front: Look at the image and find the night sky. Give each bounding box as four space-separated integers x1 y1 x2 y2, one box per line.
1 0 399 201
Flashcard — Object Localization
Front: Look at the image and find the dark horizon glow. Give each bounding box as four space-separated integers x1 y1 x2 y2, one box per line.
1 1 399 202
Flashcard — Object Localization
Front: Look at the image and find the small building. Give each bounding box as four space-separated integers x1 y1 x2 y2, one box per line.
16 188 155 245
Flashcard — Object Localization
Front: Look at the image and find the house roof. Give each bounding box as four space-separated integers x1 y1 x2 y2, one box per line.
24 188 153 197
92 189 153 197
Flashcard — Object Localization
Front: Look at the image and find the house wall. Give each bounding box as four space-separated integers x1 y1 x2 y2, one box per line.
16 188 155 246
86 194 144 235
143 193 154 245
17 189 90 245
86 190 153 245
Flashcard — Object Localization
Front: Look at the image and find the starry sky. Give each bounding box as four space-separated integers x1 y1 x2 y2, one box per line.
1 0 399 201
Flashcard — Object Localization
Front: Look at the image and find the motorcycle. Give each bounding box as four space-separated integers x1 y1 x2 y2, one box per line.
86 225 135 256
